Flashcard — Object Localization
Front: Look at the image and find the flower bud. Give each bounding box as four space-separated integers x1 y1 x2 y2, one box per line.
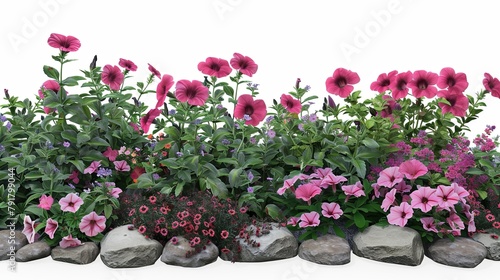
89 55 97 70
4 89 9 99
295 78 301 89
328 96 336 109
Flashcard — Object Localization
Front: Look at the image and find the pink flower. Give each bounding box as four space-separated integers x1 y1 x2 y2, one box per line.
83 160 101 174
294 183 322 205
437 90 469 117
420 217 438 233
140 108 161 133
381 188 397 212
22 215 39 243
59 235 81 248
148 63 161 79
399 159 428 180
484 73 500 98
230 53 258 77
452 183 469 201
37 194 54 210
389 71 412 99
234 94 267 126
175 80 209 106
437 67 468 93
38 79 60 114
435 185 460 209
101 65 124 91
109 188 122 198
198 57 232 78
321 202 343 219
69 170 79 184
79 211 107 237
341 181 365 198
370 70 398 93
387 202 413 227
410 186 439 213
287 217 300 226
408 70 438 99
45 218 58 239
59 193 84 213
447 211 465 231
394 181 412 193
156 74 174 108
377 166 404 188
47 33 81 52
325 68 360 98
298 211 320 228
103 147 119 162
118 58 138 71
280 94 302 114
114 160 131 172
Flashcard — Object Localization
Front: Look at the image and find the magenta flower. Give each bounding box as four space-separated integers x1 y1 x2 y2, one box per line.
103 147 119 162
109 187 122 198
234 94 267 126
341 181 365 198
47 33 81 52
118 58 138 71
79 211 107 237
298 211 321 228
45 218 58 239
409 186 439 213
59 235 82 248
287 217 300 226
38 79 60 114
484 73 500 98
437 67 468 93
280 94 302 114
230 53 258 77
59 193 84 213
325 68 360 98
377 166 404 188
140 108 161 133
84 160 101 174
408 70 438 98
381 188 397 212
399 159 428 180
394 181 412 193
437 90 469 117
387 202 413 227
321 202 343 219
294 183 322 205
148 63 161 79
198 57 232 78
175 80 209 106
22 215 39 243
389 71 412 99
37 194 54 210
420 217 438 233
114 160 131 172
435 185 460 209
156 74 174 108
101 65 124 91
370 70 398 93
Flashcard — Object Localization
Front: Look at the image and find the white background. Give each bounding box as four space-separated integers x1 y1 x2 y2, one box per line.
1 0 499 279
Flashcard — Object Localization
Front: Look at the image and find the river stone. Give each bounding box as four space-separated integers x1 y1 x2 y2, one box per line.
298 234 351 265
472 233 500 260
15 241 51 262
161 236 219 267
100 224 163 268
352 224 424 266
51 242 99 264
426 237 487 268
0 230 28 261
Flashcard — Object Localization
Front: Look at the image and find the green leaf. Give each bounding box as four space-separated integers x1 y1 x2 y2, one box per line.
77 133 91 145
350 158 366 178
362 138 379 148
61 130 78 143
264 204 284 221
228 168 243 188
353 212 366 228
43 65 59 80
69 160 86 173
476 190 488 200
88 137 110 147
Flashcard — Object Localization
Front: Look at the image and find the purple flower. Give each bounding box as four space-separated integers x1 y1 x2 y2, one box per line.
176 152 183 157
97 168 113 177
298 123 304 131
304 85 311 92
309 114 318 122
266 115 274 123
0 145 4 152
247 187 254 193
168 109 176 115
63 141 70 148
221 139 231 145
267 129 276 138
247 172 254 181
249 137 257 144
267 177 273 181
152 173 160 180
243 114 252 121
0 114 6 122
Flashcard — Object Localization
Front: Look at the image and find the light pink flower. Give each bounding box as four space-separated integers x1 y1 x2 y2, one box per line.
437 67 468 93
118 58 138 71
47 33 81 52
287 217 299 226
101 64 124 91
59 193 84 213
452 183 469 202
447 211 465 231
234 94 267 126
342 181 365 198
410 186 439 213
83 160 101 174
389 71 412 99
325 68 360 98
198 57 232 78
103 147 119 162
381 188 397 212
140 108 161 133
45 218 58 239
408 70 438 98
420 217 438 233
294 183 322 205
230 53 258 77
79 211 107 237
156 74 174 108
377 166 404 188
59 235 81 248
175 80 209 106
38 194 54 210
370 70 398 93
387 202 413 227
280 94 302 114
321 202 343 219
435 185 460 209
399 159 428 180
22 215 39 243
298 211 320 228
114 160 131 172
109 188 122 198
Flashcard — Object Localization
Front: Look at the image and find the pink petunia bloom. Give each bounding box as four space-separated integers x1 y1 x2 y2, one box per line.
59 193 84 213
287 216 299 226
452 182 469 202
109 187 122 198
381 188 397 212
148 63 161 79
294 183 322 205
394 181 412 193
435 185 460 209
38 79 60 114
399 159 428 180
45 218 58 239
103 147 119 162
175 80 209 106
447 211 465 231
410 186 439 213
118 58 138 71
234 94 267 126
370 70 398 93
437 67 468 93
420 217 438 233
79 211 107 237
69 170 79 184
389 71 412 99
114 160 131 172
101 65 124 91
280 94 302 114
140 108 161 133
325 68 360 98
38 194 54 210
341 181 365 198
483 73 500 98
437 90 469 117
83 160 101 174
298 211 321 228
408 70 438 98
377 166 404 188
156 74 174 109
321 202 343 219
47 33 81 52
198 57 232 78
59 235 82 248
387 202 414 227
230 53 258 77
22 215 39 243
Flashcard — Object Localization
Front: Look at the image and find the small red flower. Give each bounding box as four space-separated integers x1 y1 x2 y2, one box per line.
138 225 146 234
228 209 236 215
139 205 149 214
486 213 495 222
154 225 161 233
208 229 215 237
171 221 179 229
170 236 178 245
149 196 157 204
160 206 170 214
128 209 136 216
221 248 230 254
160 228 168 236
220 230 229 239
239 207 248 214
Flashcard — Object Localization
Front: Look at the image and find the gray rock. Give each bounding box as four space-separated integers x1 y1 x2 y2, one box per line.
352 224 424 266
298 234 351 265
15 241 51 262
426 237 487 268
100 224 163 268
51 242 99 264
0 230 28 261
472 233 500 260
161 236 218 267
